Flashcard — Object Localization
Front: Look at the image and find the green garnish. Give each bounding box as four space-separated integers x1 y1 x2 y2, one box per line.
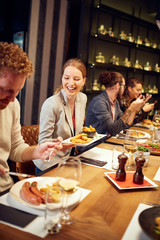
137 146 149 152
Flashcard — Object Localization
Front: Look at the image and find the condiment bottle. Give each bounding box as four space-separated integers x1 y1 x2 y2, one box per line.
133 152 145 184
115 153 128 181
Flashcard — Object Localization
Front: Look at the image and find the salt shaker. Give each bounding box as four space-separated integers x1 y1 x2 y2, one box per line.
133 152 145 184
115 153 128 181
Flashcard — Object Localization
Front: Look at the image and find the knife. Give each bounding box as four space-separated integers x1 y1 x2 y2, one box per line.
6 171 36 178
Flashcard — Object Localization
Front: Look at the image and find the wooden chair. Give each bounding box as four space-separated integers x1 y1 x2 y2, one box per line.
16 125 39 177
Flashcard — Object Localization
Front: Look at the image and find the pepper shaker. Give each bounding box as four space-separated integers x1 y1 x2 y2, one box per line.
133 152 145 184
115 152 128 181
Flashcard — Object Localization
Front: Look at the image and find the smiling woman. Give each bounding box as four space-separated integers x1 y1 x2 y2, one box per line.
33 58 87 172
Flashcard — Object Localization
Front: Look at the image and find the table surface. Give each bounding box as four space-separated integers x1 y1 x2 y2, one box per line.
1 127 160 240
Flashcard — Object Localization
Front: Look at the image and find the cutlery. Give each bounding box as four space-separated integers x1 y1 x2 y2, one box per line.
6 171 36 178
80 157 107 167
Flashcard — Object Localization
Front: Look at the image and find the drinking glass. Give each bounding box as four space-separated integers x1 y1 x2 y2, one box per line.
123 130 138 170
153 110 160 128
56 156 82 225
45 185 64 234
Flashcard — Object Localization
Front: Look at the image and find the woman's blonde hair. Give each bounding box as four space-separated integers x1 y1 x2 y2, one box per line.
54 58 86 94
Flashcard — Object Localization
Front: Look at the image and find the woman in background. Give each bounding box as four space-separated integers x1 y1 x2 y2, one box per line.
120 77 156 124
34 58 87 171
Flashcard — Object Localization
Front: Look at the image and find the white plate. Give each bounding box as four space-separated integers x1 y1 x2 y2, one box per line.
104 172 158 190
62 133 107 146
9 177 81 210
120 130 151 139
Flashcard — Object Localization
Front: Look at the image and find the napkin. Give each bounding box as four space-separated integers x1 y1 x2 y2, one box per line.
122 203 152 240
0 188 91 238
79 147 114 170
153 167 160 181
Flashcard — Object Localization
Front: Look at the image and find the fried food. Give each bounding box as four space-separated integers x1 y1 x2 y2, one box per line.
70 133 93 144
82 125 96 132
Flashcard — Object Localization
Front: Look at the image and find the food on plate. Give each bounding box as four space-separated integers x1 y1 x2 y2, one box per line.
82 125 96 132
82 125 96 137
70 133 93 143
142 119 153 126
129 130 145 138
138 143 160 153
20 181 63 205
30 181 46 203
155 216 160 235
58 179 79 192
20 182 42 205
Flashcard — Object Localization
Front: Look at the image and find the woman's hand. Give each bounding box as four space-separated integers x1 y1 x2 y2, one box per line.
143 100 157 112
61 143 75 151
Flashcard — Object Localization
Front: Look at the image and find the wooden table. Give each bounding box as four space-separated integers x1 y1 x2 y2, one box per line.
1 127 160 240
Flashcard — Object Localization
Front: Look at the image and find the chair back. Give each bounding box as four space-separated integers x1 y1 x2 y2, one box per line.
16 125 39 177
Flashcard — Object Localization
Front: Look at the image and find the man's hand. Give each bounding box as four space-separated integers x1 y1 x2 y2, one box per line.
34 142 63 160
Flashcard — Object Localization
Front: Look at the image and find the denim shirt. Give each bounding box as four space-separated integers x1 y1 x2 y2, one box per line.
86 91 127 136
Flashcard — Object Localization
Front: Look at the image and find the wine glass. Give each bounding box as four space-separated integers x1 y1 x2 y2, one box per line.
153 110 160 127
152 110 160 143
123 130 139 170
56 156 82 225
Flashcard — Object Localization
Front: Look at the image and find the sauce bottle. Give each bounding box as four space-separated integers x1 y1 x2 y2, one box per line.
115 153 128 181
133 152 145 184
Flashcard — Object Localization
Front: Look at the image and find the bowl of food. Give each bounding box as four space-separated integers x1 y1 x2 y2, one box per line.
82 125 96 138
142 119 153 127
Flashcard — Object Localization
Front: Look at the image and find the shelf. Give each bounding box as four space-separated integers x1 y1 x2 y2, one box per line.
97 3 159 32
88 63 160 76
91 34 160 54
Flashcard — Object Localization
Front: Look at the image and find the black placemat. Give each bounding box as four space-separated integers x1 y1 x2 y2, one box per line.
0 203 37 228
80 157 107 167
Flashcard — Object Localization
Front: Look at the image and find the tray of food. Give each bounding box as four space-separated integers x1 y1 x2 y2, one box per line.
138 142 160 155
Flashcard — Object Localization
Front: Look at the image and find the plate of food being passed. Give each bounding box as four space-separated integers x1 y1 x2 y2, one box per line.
120 129 151 139
62 125 108 147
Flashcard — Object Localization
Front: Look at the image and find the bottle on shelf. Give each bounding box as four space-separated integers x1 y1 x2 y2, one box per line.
110 55 117 65
147 84 153 94
144 62 152 71
153 85 158 94
98 25 107 35
152 42 157 49
143 38 150 47
154 63 160 72
108 27 114 37
119 30 126 40
96 52 105 63
115 57 119 65
101 85 106 91
92 79 100 91
135 36 143 45
123 57 131 67
134 60 143 69
126 33 134 42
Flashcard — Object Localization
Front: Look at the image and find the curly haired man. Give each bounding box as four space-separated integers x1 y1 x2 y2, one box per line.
0 42 62 192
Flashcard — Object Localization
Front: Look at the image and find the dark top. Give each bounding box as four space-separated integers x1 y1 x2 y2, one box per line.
86 91 128 136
